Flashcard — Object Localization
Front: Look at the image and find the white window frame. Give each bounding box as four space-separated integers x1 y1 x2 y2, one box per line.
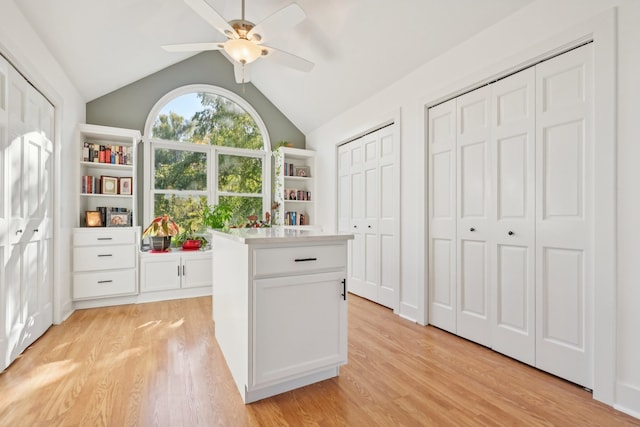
142 84 271 227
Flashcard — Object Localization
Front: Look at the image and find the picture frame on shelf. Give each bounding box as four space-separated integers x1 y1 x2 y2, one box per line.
101 176 118 195
85 211 102 227
106 211 131 227
119 177 132 195
294 166 310 177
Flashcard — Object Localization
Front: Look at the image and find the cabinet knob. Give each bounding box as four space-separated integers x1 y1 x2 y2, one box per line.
16 229 23 234
33 228 39 232
367 225 372 229
353 225 357 229
470 227 475 232
508 230 514 236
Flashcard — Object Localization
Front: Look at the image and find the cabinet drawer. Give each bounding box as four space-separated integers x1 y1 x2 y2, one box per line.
253 244 346 277
74 244 136 272
73 228 136 246
73 269 136 299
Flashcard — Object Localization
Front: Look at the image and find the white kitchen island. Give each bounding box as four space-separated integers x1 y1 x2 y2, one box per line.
210 227 353 403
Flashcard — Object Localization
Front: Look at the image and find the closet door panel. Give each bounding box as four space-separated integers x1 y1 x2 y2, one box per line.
377 130 397 308
337 146 350 233
348 141 365 295
428 99 457 332
456 87 492 347
357 134 379 301
536 44 593 388
491 67 536 365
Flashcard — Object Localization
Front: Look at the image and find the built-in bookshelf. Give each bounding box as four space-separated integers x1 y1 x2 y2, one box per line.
77 124 141 228
274 147 317 228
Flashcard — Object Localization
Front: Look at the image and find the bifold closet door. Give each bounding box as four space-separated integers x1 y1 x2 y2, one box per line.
456 86 492 348
535 44 593 388
338 126 398 310
490 67 536 365
427 99 457 333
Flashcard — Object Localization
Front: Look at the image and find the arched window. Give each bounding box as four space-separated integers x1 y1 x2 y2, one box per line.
143 85 271 233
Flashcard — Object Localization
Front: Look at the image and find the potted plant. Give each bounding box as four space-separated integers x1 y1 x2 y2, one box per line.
201 202 233 229
174 230 208 251
142 214 179 252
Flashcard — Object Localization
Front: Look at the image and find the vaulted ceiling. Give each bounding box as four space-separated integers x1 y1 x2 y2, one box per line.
16 0 533 133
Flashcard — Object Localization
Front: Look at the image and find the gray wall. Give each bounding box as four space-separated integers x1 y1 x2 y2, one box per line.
86 51 305 149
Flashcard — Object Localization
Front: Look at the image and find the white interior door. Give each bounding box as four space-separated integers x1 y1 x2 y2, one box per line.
0 54 8 367
535 44 593 388
346 139 366 296
376 127 398 309
359 133 379 302
428 99 457 333
456 86 493 347
3 63 53 370
490 67 536 365
339 125 399 310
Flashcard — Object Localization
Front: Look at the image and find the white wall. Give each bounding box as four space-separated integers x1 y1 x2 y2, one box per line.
307 0 640 418
0 0 86 323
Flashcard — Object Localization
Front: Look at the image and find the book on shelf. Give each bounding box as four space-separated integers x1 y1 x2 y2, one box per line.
284 211 308 226
285 189 311 201
83 141 132 165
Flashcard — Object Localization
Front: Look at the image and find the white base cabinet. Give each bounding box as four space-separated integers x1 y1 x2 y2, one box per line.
72 228 139 301
211 228 350 403
140 250 212 296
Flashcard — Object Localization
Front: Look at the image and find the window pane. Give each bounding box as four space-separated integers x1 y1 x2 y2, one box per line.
154 148 207 191
218 154 262 194
219 195 264 226
152 92 263 149
153 194 208 233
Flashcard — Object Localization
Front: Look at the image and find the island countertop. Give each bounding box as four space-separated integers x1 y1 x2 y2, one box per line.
209 227 353 244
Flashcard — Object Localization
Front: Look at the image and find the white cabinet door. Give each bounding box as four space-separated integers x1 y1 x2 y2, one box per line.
490 67 536 365
140 254 181 291
252 271 347 387
456 86 493 347
535 44 593 388
182 254 212 288
428 99 457 333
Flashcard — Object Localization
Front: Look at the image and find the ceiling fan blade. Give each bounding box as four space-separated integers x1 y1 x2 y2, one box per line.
184 0 237 39
262 45 314 72
247 3 305 44
234 62 252 84
162 42 224 52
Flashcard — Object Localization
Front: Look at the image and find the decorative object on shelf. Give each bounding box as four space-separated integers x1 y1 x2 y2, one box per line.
106 211 132 227
294 166 310 177
232 212 271 228
174 230 209 251
101 175 118 195
201 202 233 229
119 177 132 195
142 214 180 252
85 211 102 227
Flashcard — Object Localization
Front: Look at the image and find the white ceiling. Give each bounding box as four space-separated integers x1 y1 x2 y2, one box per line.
16 0 533 133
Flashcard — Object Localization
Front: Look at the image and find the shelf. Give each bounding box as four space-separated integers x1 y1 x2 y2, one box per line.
80 161 133 170
284 176 312 181
80 193 133 199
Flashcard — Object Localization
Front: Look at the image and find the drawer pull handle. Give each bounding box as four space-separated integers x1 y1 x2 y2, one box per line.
97 254 113 257
341 278 346 301
294 257 317 262
97 280 113 284
182 265 186 276
97 237 113 241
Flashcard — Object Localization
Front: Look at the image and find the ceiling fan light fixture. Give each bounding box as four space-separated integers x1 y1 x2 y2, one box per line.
224 38 262 64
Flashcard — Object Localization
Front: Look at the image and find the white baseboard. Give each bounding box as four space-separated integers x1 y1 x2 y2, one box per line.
398 301 418 323
615 382 640 420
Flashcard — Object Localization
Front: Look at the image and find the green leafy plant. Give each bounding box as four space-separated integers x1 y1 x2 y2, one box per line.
142 214 180 238
174 230 208 247
202 202 233 229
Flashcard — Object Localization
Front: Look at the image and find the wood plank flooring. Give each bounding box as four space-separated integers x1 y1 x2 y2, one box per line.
0 295 638 426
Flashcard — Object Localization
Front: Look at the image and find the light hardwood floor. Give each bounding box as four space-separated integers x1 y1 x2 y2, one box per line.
0 295 638 426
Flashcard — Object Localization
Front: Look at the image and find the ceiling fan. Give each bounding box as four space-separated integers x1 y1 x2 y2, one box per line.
162 0 314 84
